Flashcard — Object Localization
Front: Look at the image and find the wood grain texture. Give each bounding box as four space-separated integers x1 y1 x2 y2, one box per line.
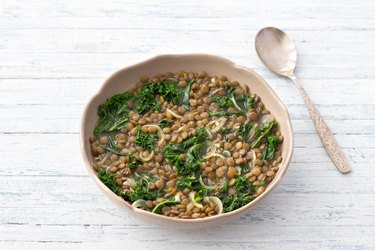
1 0 375 249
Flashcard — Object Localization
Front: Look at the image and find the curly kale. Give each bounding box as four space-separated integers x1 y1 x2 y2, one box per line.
98 169 125 197
135 81 180 114
135 125 158 152
163 128 210 175
128 153 143 169
235 95 254 110
262 135 279 161
210 96 234 109
179 79 194 110
158 118 169 129
94 92 134 136
236 123 253 141
209 110 242 117
251 120 278 148
152 199 180 214
223 193 253 212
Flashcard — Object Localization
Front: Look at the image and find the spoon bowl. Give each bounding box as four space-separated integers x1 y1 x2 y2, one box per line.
255 27 297 77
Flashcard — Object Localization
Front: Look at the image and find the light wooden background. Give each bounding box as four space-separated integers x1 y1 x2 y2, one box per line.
1 0 375 249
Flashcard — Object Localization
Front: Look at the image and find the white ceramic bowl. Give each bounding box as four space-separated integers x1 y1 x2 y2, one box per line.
80 54 293 228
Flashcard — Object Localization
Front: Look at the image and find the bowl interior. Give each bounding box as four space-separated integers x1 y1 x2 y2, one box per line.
80 54 293 227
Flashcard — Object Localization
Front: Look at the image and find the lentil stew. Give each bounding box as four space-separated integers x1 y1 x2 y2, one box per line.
90 71 283 219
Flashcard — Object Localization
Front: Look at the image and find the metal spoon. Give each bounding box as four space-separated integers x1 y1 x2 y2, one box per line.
255 27 351 174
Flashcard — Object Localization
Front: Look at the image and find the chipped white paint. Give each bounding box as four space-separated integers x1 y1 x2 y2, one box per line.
1 0 375 249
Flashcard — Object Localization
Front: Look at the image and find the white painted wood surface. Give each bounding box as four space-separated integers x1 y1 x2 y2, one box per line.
1 0 374 249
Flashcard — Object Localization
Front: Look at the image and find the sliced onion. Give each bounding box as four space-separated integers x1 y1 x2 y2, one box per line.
166 77 178 83
176 126 184 133
218 177 227 188
189 192 203 209
236 166 243 175
199 175 215 190
261 114 275 125
132 199 146 209
207 117 227 134
139 151 154 162
203 196 223 214
174 194 181 202
233 124 241 130
209 87 223 97
249 161 253 169
141 124 165 146
204 142 227 160
166 108 182 119
123 177 137 188
207 142 216 155
204 143 218 160
248 150 257 169
251 149 257 161
164 164 173 173
105 165 111 175
212 153 226 159
96 153 110 164
231 95 243 112
248 124 258 142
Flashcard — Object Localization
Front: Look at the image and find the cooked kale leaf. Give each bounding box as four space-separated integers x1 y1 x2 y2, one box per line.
210 96 234 108
176 174 199 190
223 193 253 212
98 169 125 197
209 110 242 117
135 81 180 114
163 128 210 175
179 79 194 110
222 127 232 141
103 134 125 156
176 174 210 202
251 120 278 148
94 92 134 136
152 199 180 214
128 153 143 169
222 174 256 212
234 175 256 194
224 84 235 95
158 118 169 129
135 125 158 152
235 95 254 110
262 135 279 161
236 123 253 141
98 170 160 203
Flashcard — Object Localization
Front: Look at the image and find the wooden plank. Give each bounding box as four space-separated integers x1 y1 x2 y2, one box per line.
0 0 374 18
1 193 374 226
0 224 374 248
1 30 375 56
0 53 374 80
0 241 373 250
1 16 374 32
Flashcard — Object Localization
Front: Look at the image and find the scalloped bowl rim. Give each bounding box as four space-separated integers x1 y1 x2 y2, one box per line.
80 54 294 227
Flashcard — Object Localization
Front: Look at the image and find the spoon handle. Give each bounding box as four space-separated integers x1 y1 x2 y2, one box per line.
289 75 351 173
